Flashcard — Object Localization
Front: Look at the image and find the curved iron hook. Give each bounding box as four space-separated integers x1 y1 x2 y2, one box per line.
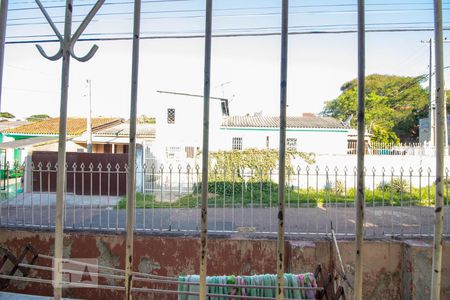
69 44 99 62
35 44 63 61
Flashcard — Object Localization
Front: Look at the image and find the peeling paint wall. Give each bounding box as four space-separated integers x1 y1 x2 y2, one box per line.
0 229 449 299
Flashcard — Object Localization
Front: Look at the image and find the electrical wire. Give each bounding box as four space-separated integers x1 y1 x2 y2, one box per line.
6 27 450 45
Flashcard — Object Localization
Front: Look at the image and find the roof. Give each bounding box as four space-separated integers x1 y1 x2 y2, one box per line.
2 118 122 136
0 120 30 132
221 115 348 129
0 136 58 149
94 122 155 138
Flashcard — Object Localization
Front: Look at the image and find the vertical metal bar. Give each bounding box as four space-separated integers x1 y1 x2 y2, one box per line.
99 164 102 229
107 164 110 230
277 0 288 298
355 0 366 298
199 0 212 297
31 163 34 226
160 165 163 231
177 165 181 231
419 168 423 235
169 165 172 231
0 0 7 110
47 163 51 228
72 165 76 228
143 165 146 230
431 0 445 297
82 164 85 228
89 164 93 227
214 169 217 231
54 1 72 298
124 0 141 298
86 79 93 153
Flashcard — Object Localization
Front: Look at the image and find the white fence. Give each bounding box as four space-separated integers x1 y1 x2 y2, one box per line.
0 161 448 237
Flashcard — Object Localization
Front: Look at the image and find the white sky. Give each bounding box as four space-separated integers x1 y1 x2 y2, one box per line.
1 30 449 120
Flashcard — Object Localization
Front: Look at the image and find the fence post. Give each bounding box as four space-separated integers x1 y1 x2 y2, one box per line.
124 0 141 299
199 0 213 298
277 1 289 299
431 0 445 299
355 0 366 298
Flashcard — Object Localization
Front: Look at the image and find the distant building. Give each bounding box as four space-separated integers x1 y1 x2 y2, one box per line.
419 116 450 144
217 114 351 155
153 91 352 161
153 91 228 166
0 117 122 165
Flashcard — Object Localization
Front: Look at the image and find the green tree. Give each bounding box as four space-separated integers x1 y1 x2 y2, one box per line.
0 112 15 119
322 74 429 142
26 114 50 122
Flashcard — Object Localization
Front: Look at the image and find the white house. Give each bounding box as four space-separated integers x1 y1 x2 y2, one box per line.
152 92 352 160
153 91 228 165
217 114 351 155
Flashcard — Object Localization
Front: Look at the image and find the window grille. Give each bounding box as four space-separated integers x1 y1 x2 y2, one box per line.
287 138 297 151
167 108 175 124
232 137 242 150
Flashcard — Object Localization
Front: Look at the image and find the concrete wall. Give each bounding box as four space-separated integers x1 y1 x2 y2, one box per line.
217 128 349 155
0 229 448 299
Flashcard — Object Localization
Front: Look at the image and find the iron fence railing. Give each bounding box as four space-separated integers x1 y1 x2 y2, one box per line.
0 161 449 237
347 141 448 156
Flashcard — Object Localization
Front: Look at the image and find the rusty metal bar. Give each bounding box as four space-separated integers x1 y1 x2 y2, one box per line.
124 0 141 299
355 0 366 298
52 1 73 298
199 0 213 298
0 0 8 111
277 0 289 299
431 0 445 299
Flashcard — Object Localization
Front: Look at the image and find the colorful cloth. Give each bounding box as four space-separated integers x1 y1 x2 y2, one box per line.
178 272 318 299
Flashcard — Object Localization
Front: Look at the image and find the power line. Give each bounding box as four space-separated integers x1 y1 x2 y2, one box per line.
8 0 191 11
6 23 450 41
8 7 449 24
5 27 450 45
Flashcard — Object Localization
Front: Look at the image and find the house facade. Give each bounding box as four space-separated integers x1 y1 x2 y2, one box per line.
217 114 351 155
153 91 228 166
0 117 122 165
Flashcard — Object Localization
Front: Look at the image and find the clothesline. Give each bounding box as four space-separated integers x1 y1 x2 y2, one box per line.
20 261 324 292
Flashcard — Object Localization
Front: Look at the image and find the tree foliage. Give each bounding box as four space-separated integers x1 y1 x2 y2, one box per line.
208 149 315 181
26 114 50 122
0 112 15 119
322 74 429 143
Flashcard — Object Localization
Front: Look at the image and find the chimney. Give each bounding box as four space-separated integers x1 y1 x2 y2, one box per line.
302 113 315 117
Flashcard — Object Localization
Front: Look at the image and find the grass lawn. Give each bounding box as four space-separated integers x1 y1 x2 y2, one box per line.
117 181 442 209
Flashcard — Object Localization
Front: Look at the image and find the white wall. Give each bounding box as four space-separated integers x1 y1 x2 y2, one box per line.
154 93 224 164
215 128 349 154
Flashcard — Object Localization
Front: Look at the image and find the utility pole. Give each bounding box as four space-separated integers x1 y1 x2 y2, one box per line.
422 38 449 148
422 38 436 146
0 0 8 112
86 79 92 153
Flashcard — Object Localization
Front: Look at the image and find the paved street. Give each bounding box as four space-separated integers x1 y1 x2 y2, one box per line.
1 194 449 237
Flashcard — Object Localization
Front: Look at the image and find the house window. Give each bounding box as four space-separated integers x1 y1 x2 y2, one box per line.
266 136 270 149
104 144 112 153
167 108 175 124
166 146 181 159
232 137 242 150
286 138 297 151
185 146 195 158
